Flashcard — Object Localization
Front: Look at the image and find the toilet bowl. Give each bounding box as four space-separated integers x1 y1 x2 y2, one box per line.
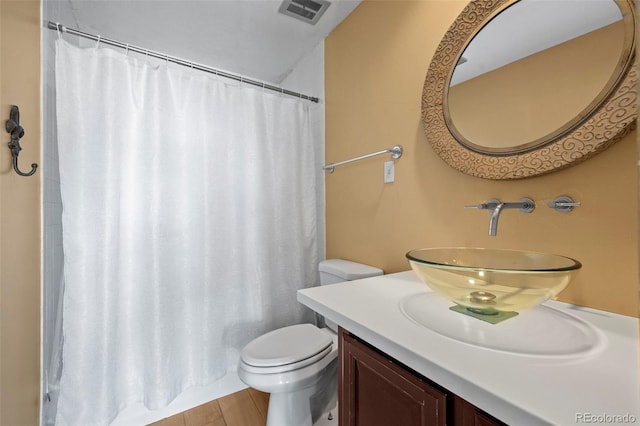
239 324 338 426
238 259 383 426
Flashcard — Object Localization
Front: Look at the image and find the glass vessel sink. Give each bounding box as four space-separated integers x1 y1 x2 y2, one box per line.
406 248 581 317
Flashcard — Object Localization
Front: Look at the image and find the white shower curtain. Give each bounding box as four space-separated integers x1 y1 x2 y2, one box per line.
55 39 321 425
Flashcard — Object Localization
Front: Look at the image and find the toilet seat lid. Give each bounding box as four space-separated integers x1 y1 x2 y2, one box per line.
241 324 332 368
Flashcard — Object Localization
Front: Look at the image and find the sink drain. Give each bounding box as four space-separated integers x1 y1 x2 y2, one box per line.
469 291 496 304
468 291 500 316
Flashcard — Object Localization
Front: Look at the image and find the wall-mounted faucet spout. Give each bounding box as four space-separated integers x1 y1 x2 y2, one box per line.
465 198 535 236
489 201 505 236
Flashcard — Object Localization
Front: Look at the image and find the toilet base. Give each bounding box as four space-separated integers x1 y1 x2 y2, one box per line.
266 393 338 426
263 358 337 426
312 402 338 426
266 386 315 426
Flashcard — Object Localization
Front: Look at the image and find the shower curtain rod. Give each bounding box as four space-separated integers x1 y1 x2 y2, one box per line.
46 21 319 103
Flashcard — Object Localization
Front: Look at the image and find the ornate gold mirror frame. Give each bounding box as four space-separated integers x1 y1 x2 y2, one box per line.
422 0 637 180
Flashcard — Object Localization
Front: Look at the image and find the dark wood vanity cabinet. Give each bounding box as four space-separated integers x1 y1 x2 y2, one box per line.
451 394 505 426
339 328 505 426
339 328 447 426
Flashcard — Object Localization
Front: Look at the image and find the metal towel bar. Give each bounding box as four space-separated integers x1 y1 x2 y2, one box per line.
323 145 403 173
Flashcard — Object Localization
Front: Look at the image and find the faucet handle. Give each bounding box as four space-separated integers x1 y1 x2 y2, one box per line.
548 196 580 213
464 199 500 210
465 203 488 209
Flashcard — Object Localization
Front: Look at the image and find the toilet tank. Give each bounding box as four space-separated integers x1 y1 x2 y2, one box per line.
319 259 383 285
318 259 383 332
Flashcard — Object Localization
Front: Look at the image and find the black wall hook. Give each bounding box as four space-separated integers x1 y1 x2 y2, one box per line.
5 105 38 177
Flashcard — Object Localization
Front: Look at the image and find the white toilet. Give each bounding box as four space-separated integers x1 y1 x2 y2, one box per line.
238 259 383 426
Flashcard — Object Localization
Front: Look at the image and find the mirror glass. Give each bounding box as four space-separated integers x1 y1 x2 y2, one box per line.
422 0 637 179
446 0 624 153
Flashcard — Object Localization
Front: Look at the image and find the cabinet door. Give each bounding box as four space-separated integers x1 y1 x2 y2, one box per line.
451 394 506 426
339 329 447 426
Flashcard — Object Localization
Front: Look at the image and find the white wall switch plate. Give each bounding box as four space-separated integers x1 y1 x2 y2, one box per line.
384 161 395 183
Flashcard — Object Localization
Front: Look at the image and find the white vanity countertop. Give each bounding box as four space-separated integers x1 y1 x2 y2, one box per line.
297 271 640 426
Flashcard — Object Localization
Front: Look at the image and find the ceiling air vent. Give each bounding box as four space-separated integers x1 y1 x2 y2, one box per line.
278 0 331 25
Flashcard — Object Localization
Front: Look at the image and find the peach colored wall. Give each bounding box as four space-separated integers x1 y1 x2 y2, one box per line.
325 0 638 317
0 1 42 424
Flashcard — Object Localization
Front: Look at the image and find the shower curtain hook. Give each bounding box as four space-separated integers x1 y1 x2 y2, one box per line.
165 54 169 65
125 44 130 56
95 35 101 48
56 23 62 39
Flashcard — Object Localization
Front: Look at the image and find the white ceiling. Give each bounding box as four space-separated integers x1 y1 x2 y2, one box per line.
58 0 623 88
62 0 361 84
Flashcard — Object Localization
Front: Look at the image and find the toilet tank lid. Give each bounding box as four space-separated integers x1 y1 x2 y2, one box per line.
319 259 383 280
